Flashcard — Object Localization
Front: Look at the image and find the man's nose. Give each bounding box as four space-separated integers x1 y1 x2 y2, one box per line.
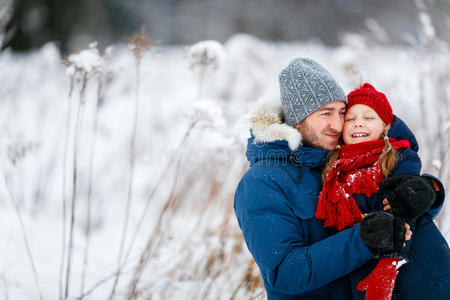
329 114 343 132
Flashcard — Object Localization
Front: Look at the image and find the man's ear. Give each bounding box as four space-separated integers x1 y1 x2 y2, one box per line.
294 122 301 129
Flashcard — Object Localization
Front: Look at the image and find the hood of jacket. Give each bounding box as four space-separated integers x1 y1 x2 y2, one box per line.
388 116 419 153
246 95 329 168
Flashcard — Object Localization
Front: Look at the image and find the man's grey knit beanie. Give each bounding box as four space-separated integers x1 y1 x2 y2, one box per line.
279 58 347 126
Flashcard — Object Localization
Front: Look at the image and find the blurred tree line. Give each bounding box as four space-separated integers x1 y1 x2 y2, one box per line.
4 0 450 54
5 0 132 53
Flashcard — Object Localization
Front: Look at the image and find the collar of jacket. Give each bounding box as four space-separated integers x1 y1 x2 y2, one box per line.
388 116 419 153
246 95 329 167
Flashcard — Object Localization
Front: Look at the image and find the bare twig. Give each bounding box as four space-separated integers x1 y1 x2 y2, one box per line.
125 122 198 299
120 120 197 271
76 253 141 300
59 75 75 300
5 174 44 300
65 74 88 299
0 276 9 300
230 259 260 300
109 26 155 300
80 74 104 297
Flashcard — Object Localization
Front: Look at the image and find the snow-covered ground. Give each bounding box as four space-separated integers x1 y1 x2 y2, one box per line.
0 33 449 299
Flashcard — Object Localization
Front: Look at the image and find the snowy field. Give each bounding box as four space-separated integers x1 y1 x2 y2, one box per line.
0 32 449 299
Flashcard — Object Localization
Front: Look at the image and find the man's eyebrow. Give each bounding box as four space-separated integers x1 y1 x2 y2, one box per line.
318 107 337 111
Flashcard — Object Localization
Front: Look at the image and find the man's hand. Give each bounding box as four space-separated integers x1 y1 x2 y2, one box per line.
360 211 411 254
380 175 435 222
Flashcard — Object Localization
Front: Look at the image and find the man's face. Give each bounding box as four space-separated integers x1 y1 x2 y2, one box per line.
294 101 346 150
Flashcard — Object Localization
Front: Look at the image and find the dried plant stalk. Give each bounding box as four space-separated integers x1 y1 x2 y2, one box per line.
109 25 155 300
58 76 74 300
65 73 88 299
80 73 104 297
5 174 44 300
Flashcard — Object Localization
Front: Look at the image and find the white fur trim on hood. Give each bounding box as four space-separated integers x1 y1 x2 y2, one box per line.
249 94 302 151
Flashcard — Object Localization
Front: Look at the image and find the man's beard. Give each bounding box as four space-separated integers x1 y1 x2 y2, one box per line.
297 122 340 150
297 122 321 149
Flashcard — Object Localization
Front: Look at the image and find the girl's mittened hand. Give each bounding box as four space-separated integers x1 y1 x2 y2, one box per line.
360 211 396 253
360 211 408 254
380 175 435 222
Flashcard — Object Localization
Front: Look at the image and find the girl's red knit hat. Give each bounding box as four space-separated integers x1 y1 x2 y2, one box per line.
346 83 394 125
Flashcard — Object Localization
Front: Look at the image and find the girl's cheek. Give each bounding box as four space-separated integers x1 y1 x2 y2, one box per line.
342 122 351 133
342 128 351 142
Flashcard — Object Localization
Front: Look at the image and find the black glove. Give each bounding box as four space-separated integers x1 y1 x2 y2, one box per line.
360 211 406 254
392 215 407 251
380 175 435 222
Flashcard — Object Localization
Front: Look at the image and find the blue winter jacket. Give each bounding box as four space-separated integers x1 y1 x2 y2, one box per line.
349 117 450 300
234 108 447 299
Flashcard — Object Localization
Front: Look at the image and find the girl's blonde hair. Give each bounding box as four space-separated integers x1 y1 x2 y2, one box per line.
321 124 398 183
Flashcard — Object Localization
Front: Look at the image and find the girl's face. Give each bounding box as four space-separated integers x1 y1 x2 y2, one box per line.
343 104 386 144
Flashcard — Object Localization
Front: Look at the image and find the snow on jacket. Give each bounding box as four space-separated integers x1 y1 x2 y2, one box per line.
234 97 447 299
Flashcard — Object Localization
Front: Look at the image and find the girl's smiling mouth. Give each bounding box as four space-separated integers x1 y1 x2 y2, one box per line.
351 132 369 138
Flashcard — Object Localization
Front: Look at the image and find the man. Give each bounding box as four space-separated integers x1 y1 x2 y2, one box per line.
234 58 445 299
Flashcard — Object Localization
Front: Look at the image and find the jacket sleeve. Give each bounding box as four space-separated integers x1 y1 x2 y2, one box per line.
391 149 445 220
391 148 422 177
234 171 374 295
419 173 445 220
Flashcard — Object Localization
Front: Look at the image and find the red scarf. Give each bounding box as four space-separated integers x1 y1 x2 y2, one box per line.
315 138 410 231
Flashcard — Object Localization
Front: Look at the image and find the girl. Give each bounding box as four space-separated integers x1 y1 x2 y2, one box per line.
316 83 450 300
